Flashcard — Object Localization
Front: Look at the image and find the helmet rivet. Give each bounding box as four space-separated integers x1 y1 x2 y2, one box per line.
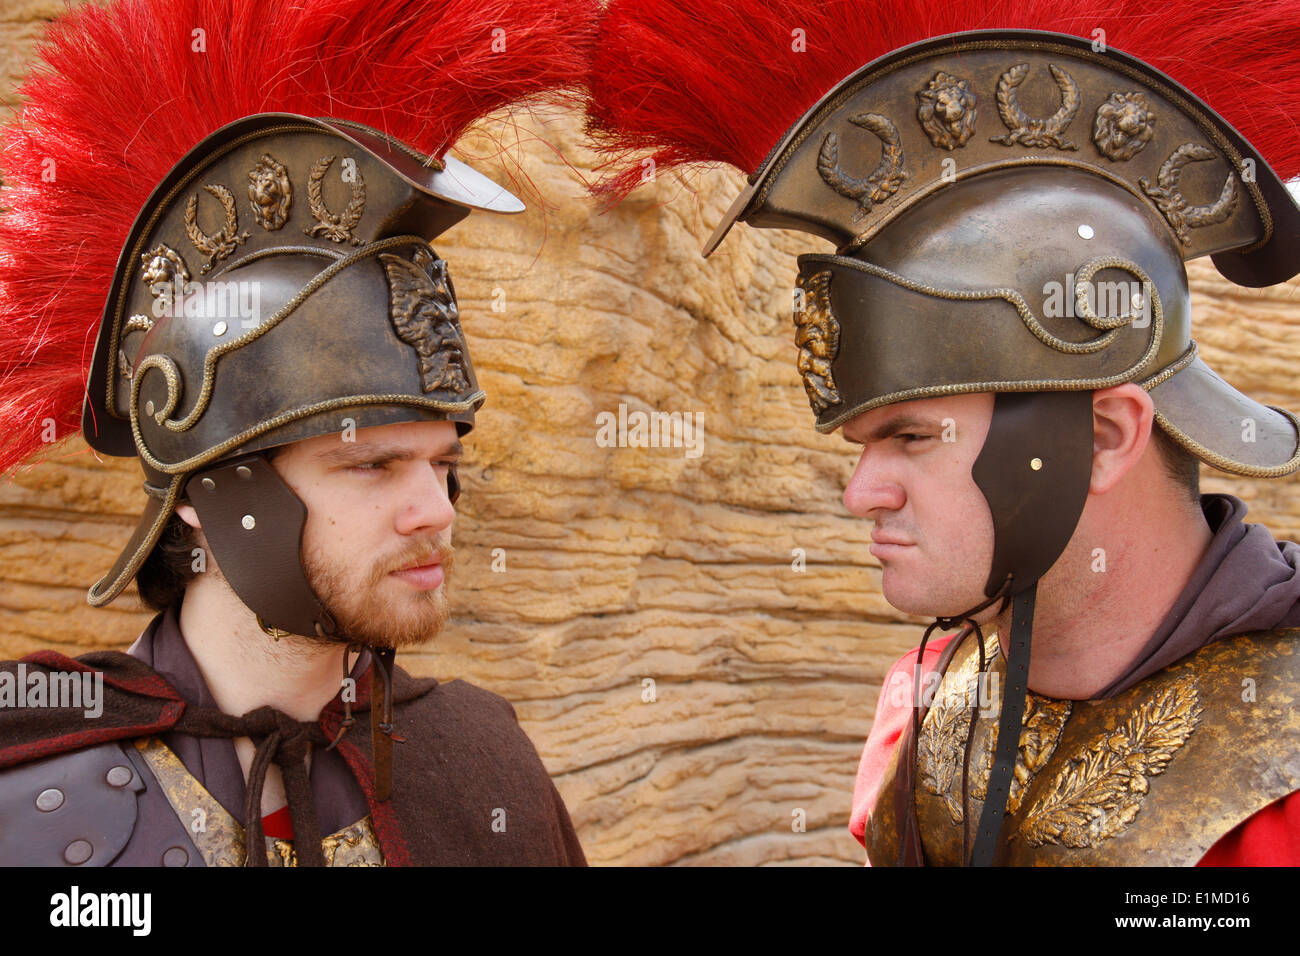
201 477 216 492
105 765 132 788
63 840 93 865
1030 457 1043 471
235 465 252 479
1077 224 1094 240
213 321 228 336
241 514 256 530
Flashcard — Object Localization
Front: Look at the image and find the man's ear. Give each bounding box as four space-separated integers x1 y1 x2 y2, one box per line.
1090 383 1155 495
176 501 201 529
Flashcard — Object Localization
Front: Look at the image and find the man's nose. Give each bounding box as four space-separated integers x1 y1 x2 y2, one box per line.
843 446 905 516
394 463 456 535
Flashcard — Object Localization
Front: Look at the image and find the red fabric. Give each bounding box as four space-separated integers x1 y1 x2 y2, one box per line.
849 636 955 856
261 806 294 841
1199 793 1300 866
332 731 413 868
852 639 1300 866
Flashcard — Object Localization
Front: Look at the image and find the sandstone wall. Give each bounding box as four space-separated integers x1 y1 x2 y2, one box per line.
2 1 1298 865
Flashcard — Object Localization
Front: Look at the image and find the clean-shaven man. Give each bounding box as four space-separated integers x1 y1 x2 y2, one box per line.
583 0 1300 863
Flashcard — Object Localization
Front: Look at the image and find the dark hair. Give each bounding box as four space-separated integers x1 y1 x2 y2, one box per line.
1150 424 1201 504
135 509 200 611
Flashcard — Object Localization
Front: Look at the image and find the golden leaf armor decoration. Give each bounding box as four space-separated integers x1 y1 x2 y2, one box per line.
1019 674 1202 848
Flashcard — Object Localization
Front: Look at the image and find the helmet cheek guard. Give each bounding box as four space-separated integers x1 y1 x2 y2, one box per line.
962 389 1095 863
185 454 336 640
185 453 462 640
972 391 1096 600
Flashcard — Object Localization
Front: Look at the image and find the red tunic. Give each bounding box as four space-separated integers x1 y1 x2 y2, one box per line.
849 635 1300 866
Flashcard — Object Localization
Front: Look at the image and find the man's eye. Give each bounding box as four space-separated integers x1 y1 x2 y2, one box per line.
898 434 930 444
351 462 386 472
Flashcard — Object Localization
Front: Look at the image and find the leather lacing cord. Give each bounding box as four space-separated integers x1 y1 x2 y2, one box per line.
368 646 405 802
326 642 365 751
171 642 404 867
327 643 405 802
902 576 1013 867
371 646 406 743
174 703 330 867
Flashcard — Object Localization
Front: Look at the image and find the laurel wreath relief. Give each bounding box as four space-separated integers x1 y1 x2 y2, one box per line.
917 677 977 823
917 634 1018 823
918 639 1072 826
305 155 366 246
184 184 250 274
816 112 907 208
989 62 1081 151
1139 143 1239 245
1019 674 1202 848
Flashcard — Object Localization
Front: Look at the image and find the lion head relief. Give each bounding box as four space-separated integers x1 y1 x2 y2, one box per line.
917 71 978 150
1092 92 1157 162
248 153 293 230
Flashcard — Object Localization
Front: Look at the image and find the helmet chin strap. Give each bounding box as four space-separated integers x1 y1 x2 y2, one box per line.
967 583 1036 865
904 390 1095 866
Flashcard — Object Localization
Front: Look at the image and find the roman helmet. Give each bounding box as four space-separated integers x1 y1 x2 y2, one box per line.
585 0 1300 864
84 113 512 640
0 0 597 817
0 0 598 640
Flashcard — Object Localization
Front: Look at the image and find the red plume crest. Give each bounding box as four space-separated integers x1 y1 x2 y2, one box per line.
586 0 1300 199
0 0 598 474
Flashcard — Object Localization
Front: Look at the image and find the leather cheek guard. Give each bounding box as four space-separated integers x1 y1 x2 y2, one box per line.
971 391 1097 598
965 390 1095 865
185 454 338 639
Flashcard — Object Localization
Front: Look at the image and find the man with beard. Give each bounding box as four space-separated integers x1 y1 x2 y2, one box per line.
0 0 593 866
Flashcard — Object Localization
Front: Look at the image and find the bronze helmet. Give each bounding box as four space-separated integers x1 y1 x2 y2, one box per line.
83 113 524 638
712 30 1299 471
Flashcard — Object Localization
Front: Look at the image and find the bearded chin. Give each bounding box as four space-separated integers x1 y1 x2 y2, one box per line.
331 588 451 649
300 547 454 649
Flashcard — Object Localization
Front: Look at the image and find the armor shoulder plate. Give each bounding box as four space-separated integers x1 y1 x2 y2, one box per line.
869 627 1300 866
0 741 144 866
